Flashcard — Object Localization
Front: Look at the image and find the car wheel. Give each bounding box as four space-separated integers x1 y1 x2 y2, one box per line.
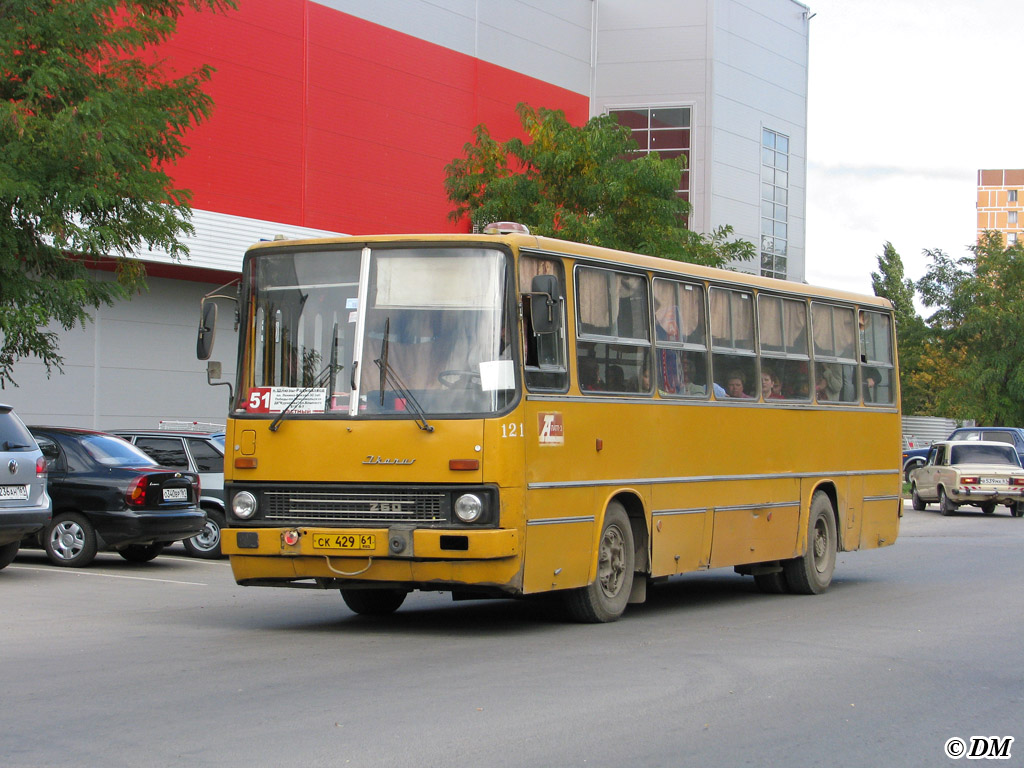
340 588 408 616
911 484 926 511
563 502 635 622
783 491 837 595
182 509 224 559
45 512 98 567
0 541 20 570
904 460 924 483
939 487 957 516
980 502 996 515
1012 502 1023 518
118 543 166 563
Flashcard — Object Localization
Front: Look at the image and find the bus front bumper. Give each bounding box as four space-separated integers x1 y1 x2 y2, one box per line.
221 526 522 590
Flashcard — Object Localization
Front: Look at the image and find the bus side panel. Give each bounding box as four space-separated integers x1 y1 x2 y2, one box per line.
859 474 901 549
650 509 710 576
521 488 596 594
708 477 802 568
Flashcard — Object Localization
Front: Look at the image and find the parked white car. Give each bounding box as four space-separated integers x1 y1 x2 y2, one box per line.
910 440 1024 517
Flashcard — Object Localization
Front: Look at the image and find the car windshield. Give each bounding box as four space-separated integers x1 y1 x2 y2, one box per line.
79 434 160 468
950 444 1020 466
239 244 515 418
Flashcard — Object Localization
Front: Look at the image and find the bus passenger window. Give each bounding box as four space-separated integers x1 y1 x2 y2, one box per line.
520 255 567 392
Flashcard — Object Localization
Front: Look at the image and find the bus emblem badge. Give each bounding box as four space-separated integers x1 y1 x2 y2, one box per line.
538 413 564 446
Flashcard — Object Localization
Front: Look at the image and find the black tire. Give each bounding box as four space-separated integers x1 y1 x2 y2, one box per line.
980 502 996 515
904 460 924 483
563 503 635 622
753 569 789 594
182 509 224 559
0 541 19 570
118 543 166 563
45 512 98 567
939 487 957 516
782 491 837 595
911 484 926 511
1011 502 1023 518
340 588 408 616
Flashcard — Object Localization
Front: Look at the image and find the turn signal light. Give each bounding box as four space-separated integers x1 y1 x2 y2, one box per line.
449 459 479 471
126 476 149 507
283 529 300 546
235 457 258 469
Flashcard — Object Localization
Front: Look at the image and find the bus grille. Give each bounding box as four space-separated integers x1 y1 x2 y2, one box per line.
262 490 447 525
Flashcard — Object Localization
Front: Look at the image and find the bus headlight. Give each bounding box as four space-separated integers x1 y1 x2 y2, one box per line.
232 491 258 520
454 493 484 523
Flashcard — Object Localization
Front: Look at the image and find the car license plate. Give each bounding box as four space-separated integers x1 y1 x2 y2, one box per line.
311 533 376 551
163 487 188 501
981 477 1004 485
0 485 28 500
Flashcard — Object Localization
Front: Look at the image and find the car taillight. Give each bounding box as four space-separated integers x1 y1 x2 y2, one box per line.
36 457 47 477
960 476 979 485
1011 478 1024 486
192 476 201 498
126 476 150 507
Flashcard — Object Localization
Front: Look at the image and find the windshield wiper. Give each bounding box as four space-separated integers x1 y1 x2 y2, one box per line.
375 317 433 433
2 441 31 450
269 324 342 432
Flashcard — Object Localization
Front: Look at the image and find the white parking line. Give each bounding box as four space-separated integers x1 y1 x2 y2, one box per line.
8 565 208 586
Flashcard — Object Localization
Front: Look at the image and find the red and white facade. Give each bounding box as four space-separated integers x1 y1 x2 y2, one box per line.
12 0 810 427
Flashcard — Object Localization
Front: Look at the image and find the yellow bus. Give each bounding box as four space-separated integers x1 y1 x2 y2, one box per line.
199 225 901 622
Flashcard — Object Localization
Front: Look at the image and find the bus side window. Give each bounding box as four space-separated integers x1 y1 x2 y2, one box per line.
520 255 568 392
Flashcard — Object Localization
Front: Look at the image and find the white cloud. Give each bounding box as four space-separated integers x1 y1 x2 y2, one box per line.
804 0 1024 294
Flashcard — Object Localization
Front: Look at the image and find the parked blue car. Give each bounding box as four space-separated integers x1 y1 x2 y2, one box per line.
903 427 1024 482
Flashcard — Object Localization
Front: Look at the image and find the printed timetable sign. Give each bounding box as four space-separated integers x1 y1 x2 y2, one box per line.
246 387 328 414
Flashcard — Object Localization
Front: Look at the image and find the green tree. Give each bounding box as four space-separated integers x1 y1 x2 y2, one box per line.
870 241 930 414
916 231 1024 425
444 103 754 267
0 0 235 388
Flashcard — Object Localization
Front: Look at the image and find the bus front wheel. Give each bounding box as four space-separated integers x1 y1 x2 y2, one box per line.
782 492 837 595
564 503 635 623
341 588 408 616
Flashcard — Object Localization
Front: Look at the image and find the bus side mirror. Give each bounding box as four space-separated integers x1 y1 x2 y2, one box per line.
207 361 222 381
197 300 217 360
529 274 561 334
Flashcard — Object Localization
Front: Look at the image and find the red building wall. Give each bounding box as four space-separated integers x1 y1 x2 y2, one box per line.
161 1 590 234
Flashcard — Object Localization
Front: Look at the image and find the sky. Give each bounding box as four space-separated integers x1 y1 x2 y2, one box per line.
803 0 1024 295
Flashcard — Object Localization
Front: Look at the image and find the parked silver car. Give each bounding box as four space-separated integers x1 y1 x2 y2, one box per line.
0 404 51 569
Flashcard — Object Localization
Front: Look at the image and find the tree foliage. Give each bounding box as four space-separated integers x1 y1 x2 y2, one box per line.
444 103 754 268
0 0 235 387
915 231 1024 425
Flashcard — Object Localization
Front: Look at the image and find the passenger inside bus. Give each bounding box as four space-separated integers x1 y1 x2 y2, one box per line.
725 371 751 398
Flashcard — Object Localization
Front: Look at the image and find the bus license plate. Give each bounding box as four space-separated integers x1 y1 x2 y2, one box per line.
312 533 376 551
0 485 28 500
163 488 188 501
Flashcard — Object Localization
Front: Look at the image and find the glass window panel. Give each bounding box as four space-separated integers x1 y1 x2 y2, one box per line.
775 239 787 256
713 354 757 399
656 149 682 160
776 153 789 171
761 252 774 270
860 310 893 365
631 131 649 150
762 128 775 148
776 255 787 272
650 128 687 148
762 200 775 218
815 362 858 403
651 108 688 128
758 296 784 352
777 135 789 153
775 222 787 239
776 170 788 187
762 218 774 235
775 187 788 204
762 147 775 166
611 109 649 129
762 182 775 200
657 349 708 397
783 299 806 354
774 203 787 220
762 165 775 182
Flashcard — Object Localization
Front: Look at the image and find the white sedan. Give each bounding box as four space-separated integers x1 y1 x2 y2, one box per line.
910 440 1024 517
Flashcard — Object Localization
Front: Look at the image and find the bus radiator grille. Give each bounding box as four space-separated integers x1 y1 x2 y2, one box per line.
262 490 447 525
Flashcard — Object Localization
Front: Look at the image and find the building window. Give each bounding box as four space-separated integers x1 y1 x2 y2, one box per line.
1010 211 1018 226
1010 190 1018 203
761 128 790 280
1009 233 1018 245
610 107 691 216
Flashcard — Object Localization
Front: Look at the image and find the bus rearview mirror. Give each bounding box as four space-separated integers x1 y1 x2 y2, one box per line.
197 300 218 360
529 274 561 334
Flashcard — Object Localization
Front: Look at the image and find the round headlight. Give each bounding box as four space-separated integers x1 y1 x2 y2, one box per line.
454 493 483 523
232 491 258 520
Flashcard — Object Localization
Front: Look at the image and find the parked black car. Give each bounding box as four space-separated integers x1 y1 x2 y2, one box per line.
110 429 226 558
24 427 205 567
0 404 51 570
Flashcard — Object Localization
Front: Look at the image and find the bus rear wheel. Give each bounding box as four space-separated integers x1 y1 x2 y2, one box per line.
783 491 837 595
564 503 634 623
340 588 408 616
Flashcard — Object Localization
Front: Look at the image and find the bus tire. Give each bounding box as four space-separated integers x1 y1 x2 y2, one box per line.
564 503 634 623
782 491 836 595
340 588 408 616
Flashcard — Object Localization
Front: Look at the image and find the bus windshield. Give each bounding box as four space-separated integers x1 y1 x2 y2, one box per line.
240 245 515 418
